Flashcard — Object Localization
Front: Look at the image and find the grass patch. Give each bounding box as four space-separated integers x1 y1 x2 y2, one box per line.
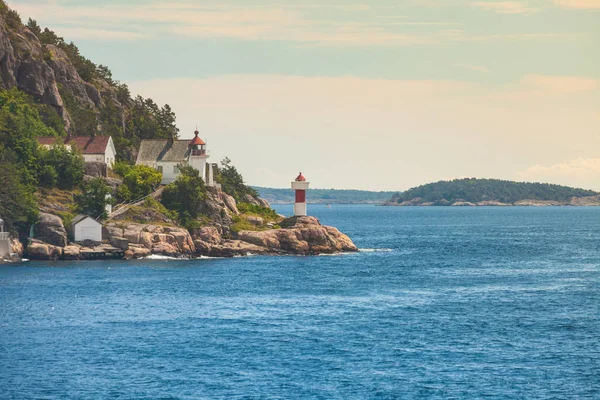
237 202 279 221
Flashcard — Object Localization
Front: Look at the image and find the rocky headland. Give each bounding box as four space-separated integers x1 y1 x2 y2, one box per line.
16 184 357 262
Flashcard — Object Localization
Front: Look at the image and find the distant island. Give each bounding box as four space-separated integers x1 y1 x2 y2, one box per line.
254 187 396 204
384 178 600 206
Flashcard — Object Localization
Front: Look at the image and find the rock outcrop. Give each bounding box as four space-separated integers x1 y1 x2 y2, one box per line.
105 223 195 258
34 212 67 247
192 216 357 257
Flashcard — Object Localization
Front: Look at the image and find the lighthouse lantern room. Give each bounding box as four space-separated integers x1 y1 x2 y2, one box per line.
291 172 310 216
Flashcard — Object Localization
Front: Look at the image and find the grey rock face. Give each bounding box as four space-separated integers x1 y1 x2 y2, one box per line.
35 212 68 247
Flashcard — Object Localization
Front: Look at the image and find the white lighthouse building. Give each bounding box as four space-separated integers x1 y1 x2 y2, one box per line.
291 172 310 216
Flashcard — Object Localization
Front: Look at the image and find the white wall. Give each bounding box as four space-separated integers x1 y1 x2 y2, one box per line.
84 154 104 163
74 218 103 242
105 137 117 169
157 162 182 184
189 156 208 183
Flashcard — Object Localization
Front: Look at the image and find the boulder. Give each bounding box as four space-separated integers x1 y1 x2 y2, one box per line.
84 162 107 178
63 245 82 260
10 238 23 258
105 222 195 257
124 246 151 260
27 240 61 260
35 213 67 247
219 192 239 215
247 216 264 226
244 195 261 206
257 198 271 208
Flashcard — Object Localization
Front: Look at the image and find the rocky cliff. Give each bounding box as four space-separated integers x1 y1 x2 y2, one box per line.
0 13 122 136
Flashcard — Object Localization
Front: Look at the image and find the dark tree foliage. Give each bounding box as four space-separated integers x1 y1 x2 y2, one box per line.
38 145 84 190
391 178 599 205
75 178 113 219
215 157 258 202
0 88 56 187
0 150 38 237
161 165 206 228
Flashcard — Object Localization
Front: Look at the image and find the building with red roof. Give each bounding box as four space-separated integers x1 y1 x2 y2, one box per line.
37 136 117 168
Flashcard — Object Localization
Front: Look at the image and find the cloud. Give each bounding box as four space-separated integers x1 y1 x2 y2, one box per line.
454 63 491 73
471 2 536 14
7 1 579 46
521 74 599 93
517 159 600 190
551 0 600 9
127 74 600 190
50 27 150 41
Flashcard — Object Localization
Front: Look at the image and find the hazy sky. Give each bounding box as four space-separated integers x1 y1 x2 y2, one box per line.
9 0 600 191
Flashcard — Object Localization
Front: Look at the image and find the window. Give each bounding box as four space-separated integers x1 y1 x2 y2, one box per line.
174 166 180 174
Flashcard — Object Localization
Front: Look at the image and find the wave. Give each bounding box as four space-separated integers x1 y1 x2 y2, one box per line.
359 248 393 253
142 254 190 260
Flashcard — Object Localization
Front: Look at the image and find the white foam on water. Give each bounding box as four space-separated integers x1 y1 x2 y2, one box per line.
143 254 189 260
359 248 393 253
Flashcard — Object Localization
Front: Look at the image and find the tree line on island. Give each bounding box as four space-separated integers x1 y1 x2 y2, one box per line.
387 178 599 206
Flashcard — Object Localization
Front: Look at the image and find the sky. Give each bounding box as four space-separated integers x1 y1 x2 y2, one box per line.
8 0 600 191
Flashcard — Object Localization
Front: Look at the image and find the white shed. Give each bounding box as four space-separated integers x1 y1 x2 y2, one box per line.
71 215 103 243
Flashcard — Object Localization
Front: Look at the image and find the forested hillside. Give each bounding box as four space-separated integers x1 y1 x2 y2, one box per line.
387 178 599 206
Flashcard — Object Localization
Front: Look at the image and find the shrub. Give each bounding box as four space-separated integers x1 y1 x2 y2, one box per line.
215 157 258 202
161 165 206 228
39 145 84 190
122 164 162 201
75 178 113 219
237 202 278 220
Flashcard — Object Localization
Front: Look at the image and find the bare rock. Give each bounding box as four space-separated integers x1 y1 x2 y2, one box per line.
63 245 82 260
84 162 107 178
257 198 271 208
106 222 195 257
27 240 62 260
124 246 151 260
10 238 23 258
244 195 261 206
35 212 67 247
247 216 264 226
219 192 239 215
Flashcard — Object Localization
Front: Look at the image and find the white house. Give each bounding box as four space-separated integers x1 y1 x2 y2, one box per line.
136 130 215 185
38 136 117 168
70 215 103 243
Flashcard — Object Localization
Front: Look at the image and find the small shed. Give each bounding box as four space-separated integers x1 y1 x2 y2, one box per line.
71 215 103 243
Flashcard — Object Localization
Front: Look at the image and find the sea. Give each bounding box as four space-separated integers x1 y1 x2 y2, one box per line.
0 205 599 399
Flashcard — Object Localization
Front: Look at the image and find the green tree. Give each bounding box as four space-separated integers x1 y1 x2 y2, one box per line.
39 145 84 189
0 151 38 237
161 165 206 227
121 164 162 201
215 157 258 202
75 178 113 219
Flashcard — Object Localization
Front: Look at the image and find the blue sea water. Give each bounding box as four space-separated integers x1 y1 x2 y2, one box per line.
1 205 599 399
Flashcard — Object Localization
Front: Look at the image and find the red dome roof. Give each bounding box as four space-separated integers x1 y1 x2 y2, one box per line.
295 172 306 182
189 130 205 146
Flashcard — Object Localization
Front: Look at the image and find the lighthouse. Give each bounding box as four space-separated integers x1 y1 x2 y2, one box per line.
291 172 310 216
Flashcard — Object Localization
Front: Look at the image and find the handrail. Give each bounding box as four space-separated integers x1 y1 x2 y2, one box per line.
0 232 10 240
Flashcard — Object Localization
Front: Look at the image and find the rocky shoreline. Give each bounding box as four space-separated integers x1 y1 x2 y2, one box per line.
383 195 600 207
4 187 357 262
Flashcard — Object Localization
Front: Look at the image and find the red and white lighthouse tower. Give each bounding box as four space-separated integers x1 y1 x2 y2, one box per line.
291 172 310 216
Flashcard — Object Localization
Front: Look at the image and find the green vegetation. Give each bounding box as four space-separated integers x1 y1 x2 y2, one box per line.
114 163 162 202
0 152 38 237
161 165 207 228
254 187 396 204
38 145 84 189
389 178 599 205
74 178 113 219
215 157 258 202
237 202 279 220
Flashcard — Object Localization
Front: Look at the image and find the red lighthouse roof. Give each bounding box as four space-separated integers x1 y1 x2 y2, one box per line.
189 130 205 146
295 172 306 182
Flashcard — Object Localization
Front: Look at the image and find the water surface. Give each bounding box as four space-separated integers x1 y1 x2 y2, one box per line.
1 205 599 399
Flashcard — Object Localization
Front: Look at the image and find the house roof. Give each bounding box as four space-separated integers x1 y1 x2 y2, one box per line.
70 215 102 227
37 136 111 154
189 130 206 146
136 140 191 166
295 172 307 182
